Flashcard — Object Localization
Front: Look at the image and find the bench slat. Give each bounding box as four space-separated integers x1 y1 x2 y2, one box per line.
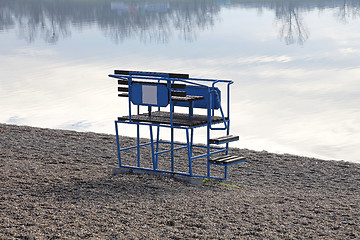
209 155 246 165
118 79 186 90
171 95 204 102
209 135 239 144
118 87 129 92
171 83 187 89
118 93 129 97
114 70 189 79
171 91 187 97
118 80 129 85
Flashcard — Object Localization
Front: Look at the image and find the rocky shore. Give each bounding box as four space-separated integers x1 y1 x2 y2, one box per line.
1 123 359 239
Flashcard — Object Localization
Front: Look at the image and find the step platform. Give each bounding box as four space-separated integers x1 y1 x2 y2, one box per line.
209 155 246 165
209 135 239 144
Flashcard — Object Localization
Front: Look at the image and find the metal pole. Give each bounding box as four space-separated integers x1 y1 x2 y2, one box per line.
207 89 212 177
128 77 132 121
190 128 194 156
169 80 174 172
115 121 121 167
156 126 160 169
226 83 231 155
186 129 192 176
171 127 174 172
149 125 155 170
137 123 140 167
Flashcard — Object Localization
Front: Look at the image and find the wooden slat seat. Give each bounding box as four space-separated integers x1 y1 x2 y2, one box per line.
118 111 228 127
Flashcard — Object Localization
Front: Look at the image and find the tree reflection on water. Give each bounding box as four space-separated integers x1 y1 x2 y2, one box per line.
275 2 309 45
0 0 359 45
335 0 360 23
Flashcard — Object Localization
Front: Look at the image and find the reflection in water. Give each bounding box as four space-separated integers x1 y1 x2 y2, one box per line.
106 1 220 43
0 0 221 44
1 0 360 44
0 0 72 43
275 2 309 45
336 0 360 23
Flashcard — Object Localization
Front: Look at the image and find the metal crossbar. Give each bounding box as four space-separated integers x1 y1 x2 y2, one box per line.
110 70 245 180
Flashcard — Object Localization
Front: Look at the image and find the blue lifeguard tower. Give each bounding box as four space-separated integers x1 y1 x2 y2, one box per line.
109 70 245 180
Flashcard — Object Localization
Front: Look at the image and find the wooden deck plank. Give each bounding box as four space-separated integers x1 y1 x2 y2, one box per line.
118 111 227 127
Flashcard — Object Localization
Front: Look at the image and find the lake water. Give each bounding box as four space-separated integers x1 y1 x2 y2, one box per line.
1 0 359 163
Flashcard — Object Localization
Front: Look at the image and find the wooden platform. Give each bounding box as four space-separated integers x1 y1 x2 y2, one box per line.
118 111 228 127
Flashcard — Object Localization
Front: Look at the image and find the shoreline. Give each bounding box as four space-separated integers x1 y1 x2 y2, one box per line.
1 123 359 239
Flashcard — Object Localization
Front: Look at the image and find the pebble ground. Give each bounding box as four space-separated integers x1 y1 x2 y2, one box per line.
1 123 359 239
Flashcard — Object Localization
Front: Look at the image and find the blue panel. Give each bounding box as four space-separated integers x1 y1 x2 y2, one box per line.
174 86 221 109
130 83 169 107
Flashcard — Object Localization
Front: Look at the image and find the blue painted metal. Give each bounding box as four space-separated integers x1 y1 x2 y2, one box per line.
186 129 193 176
149 125 155 169
131 82 169 107
155 126 160 169
115 121 121 167
136 123 140 167
110 70 244 180
174 85 221 109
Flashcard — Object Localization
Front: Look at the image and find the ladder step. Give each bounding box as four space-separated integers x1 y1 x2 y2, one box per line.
118 93 129 97
209 135 239 144
209 155 246 165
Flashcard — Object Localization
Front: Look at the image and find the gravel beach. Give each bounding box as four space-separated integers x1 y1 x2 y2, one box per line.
1 123 359 239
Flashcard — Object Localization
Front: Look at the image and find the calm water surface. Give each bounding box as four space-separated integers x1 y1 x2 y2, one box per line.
1 0 359 163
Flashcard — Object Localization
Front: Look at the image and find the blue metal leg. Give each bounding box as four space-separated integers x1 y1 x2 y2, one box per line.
207 124 211 177
115 121 121 167
186 129 192 176
189 102 194 120
156 126 160 169
207 94 212 177
190 128 194 156
226 119 230 155
149 125 155 170
207 90 212 177
226 83 231 155
171 127 174 172
137 124 140 167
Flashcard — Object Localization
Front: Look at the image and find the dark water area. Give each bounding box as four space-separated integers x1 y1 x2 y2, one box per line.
1 0 359 162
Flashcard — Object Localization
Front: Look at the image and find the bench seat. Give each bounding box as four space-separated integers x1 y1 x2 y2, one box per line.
118 111 228 127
